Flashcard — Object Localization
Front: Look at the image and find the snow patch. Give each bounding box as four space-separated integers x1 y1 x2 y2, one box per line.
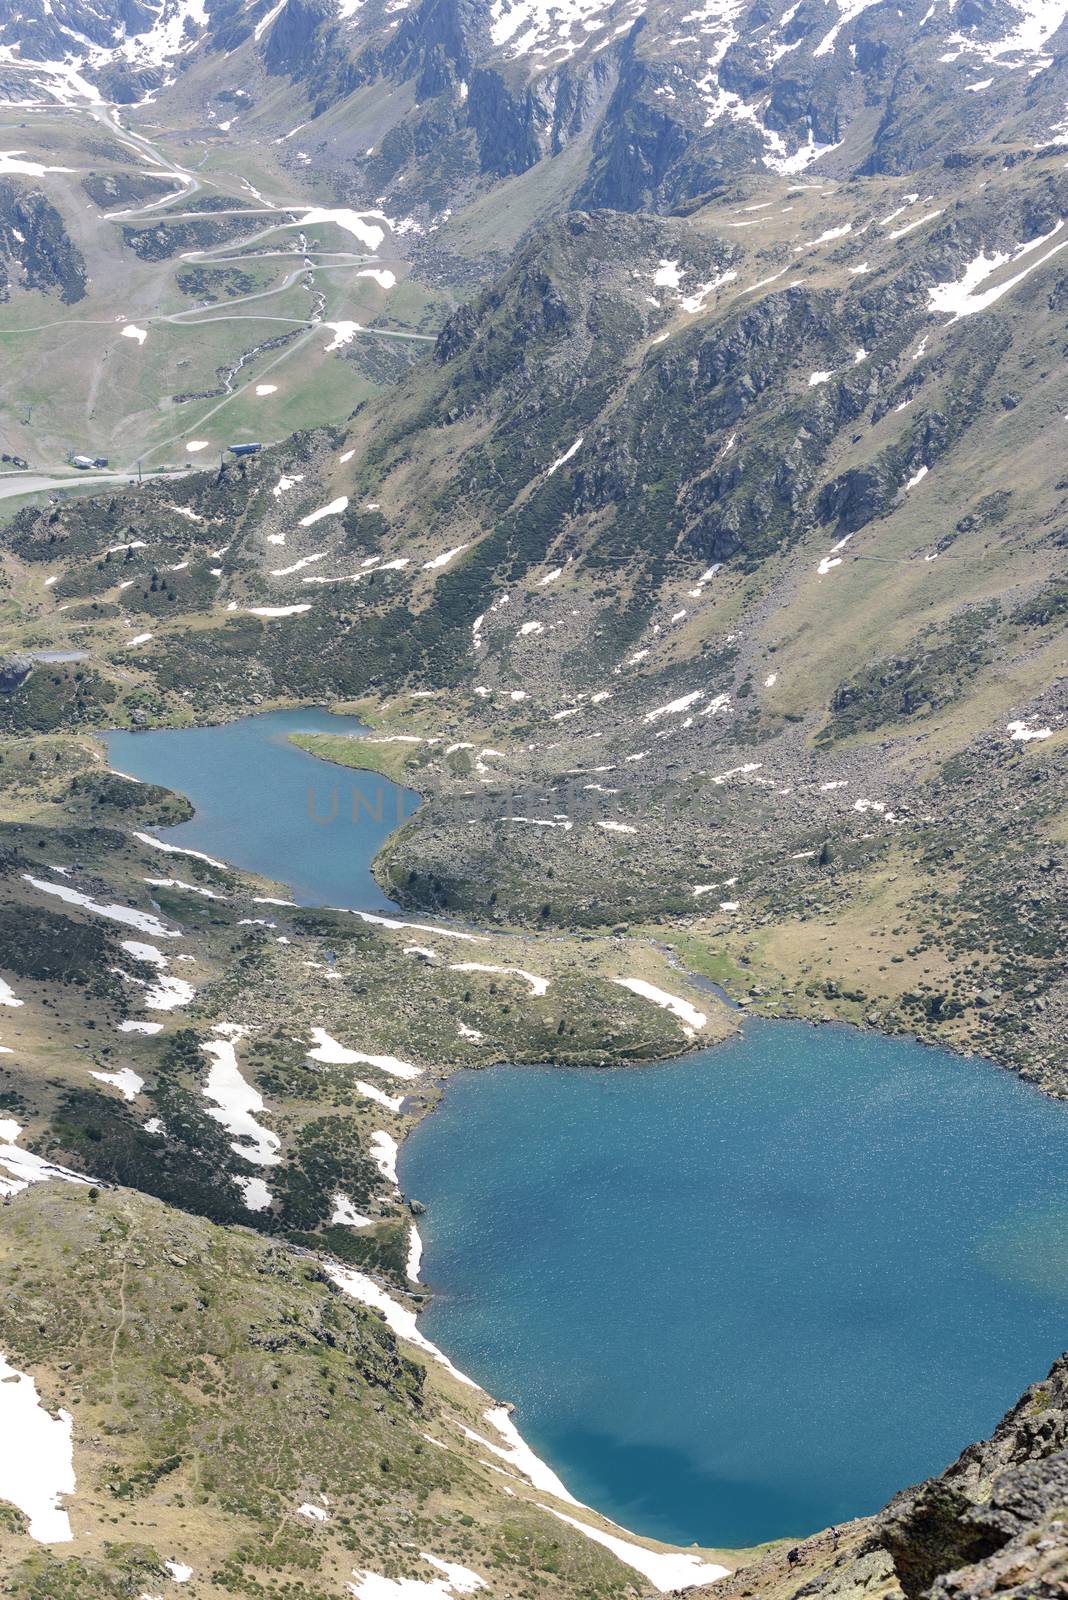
331 1194 373 1228
370 1130 399 1186
23 875 180 938
307 1028 421 1079
407 1225 423 1284
324 322 362 351
611 978 706 1032
928 223 1068 320
424 544 469 570
537 1505 729 1592
449 962 549 996
0 1355 75 1543
546 436 583 476
294 208 384 249
201 1035 280 1166
232 1174 270 1211
132 832 227 870
90 1067 143 1102
299 497 349 527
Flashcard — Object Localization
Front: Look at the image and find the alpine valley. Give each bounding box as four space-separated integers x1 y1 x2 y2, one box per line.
0 0 1066 1597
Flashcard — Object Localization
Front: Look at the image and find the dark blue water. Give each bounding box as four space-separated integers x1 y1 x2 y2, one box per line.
401 1024 1068 1550
105 708 419 911
101 712 1068 1550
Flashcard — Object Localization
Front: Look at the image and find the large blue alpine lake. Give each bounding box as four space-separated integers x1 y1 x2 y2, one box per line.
107 710 1068 1554
401 1026 1068 1551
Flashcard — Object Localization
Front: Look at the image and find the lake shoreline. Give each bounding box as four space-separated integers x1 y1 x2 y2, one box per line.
401 1031 1068 1552
102 699 1055 1092
105 695 1047 1093
98 709 1067 1570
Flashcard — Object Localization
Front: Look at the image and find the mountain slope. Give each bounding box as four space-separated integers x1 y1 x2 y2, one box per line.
0 1 1067 1595
6 137 1062 1075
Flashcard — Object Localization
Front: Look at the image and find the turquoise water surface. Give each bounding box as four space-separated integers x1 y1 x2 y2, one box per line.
401 1024 1068 1550
105 708 419 911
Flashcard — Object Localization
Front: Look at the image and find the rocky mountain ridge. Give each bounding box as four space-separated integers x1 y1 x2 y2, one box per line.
6 0 1068 227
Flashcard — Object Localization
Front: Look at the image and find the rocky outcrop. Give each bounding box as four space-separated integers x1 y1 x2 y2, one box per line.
0 655 33 694
121 197 261 262
707 1358 1068 1600
262 0 336 79
0 181 87 304
874 1355 1068 1598
574 41 735 214
381 0 488 97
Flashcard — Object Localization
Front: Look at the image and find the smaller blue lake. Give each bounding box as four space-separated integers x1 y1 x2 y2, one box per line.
401 1023 1068 1551
105 708 419 911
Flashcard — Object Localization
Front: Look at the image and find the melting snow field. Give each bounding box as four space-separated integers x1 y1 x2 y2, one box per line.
307 1027 422 1078
332 1193 373 1228
118 939 195 1011
356 1080 404 1113
928 223 1068 320
424 544 470 570
0 1354 76 1543
1008 719 1053 742
0 1131 94 1200
246 604 312 618
324 321 363 351
201 1035 280 1167
89 1067 144 1102
536 1506 729 1592
236 1175 272 1211
547 437 583 476
448 962 549 996
0 151 74 176
22 875 180 939
349 1554 486 1599
295 208 385 249
611 978 707 1033
462 1405 578 1502
357 268 397 289
300 497 349 527
370 1130 400 1186
132 832 227 870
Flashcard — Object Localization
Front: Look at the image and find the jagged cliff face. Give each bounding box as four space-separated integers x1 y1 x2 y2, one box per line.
4 0 1068 207
248 0 1068 217
703 1354 1068 1599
